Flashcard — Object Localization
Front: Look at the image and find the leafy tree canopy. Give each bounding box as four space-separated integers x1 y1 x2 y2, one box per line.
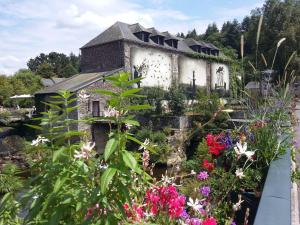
27 52 80 78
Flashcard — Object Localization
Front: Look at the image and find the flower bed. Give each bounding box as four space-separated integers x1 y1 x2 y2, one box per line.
0 73 293 225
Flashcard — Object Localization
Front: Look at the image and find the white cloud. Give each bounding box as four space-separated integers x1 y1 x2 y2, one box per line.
0 0 262 75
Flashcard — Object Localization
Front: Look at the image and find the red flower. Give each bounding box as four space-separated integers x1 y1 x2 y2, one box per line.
203 217 217 225
206 134 215 146
203 159 215 171
206 134 226 156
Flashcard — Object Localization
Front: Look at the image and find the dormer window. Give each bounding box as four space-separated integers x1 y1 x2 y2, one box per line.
162 31 179 49
185 38 203 53
134 32 150 42
150 36 165 45
165 39 178 48
148 27 165 46
129 23 152 43
206 43 220 56
200 47 211 55
190 45 201 53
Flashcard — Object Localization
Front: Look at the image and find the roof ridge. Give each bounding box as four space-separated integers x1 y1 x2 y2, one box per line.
115 21 126 40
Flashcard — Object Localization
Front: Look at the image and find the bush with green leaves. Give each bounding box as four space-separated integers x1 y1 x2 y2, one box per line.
0 72 154 224
135 128 172 163
0 162 23 194
167 84 186 116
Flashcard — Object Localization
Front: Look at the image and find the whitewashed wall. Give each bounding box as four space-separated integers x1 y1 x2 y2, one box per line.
129 45 230 91
178 56 207 87
130 47 172 90
211 63 230 90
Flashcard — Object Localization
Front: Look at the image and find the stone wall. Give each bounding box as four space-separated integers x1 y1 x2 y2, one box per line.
77 79 118 130
76 79 119 152
80 41 124 73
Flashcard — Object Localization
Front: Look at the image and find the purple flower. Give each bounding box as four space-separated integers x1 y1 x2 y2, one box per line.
223 132 233 148
181 209 190 219
197 171 209 180
231 221 237 225
199 186 210 197
190 218 202 225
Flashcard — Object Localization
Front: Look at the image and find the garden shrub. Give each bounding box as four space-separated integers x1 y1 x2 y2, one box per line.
167 84 186 116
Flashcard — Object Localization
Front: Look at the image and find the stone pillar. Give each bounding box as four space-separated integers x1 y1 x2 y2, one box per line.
123 42 131 73
206 61 212 93
171 54 179 85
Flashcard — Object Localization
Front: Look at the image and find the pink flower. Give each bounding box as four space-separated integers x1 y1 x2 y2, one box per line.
144 185 186 219
123 203 144 222
197 171 209 180
203 217 217 225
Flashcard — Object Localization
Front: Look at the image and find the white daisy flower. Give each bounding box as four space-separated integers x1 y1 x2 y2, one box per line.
31 136 49 146
235 168 245 179
187 197 202 212
138 138 150 151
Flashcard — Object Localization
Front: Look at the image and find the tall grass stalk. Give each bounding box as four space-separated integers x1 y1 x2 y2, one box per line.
256 15 264 69
271 38 286 70
261 53 268 68
241 34 245 97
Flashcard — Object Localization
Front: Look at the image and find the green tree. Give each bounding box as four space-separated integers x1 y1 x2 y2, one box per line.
36 63 57 79
60 63 77 78
0 75 13 106
12 69 41 93
186 29 199 39
220 19 241 52
204 23 219 38
27 52 80 77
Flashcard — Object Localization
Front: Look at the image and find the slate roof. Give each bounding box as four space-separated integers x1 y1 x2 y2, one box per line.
147 27 165 37
206 43 220 50
184 38 202 47
161 31 179 41
81 21 221 56
41 78 66 87
36 68 123 94
129 23 151 33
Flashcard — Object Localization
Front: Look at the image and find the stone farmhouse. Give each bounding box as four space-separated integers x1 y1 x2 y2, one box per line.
35 21 231 152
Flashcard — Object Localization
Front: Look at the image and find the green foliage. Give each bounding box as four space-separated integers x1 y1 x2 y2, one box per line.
13 69 42 93
0 69 41 107
292 169 300 183
135 128 171 163
192 89 228 130
0 193 22 225
27 52 80 78
0 163 23 193
167 84 186 116
36 63 57 79
130 87 167 115
0 75 14 105
250 120 287 166
61 63 78 78
4 72 152 224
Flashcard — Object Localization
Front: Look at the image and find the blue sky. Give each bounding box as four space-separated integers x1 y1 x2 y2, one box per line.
0 0 264 75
